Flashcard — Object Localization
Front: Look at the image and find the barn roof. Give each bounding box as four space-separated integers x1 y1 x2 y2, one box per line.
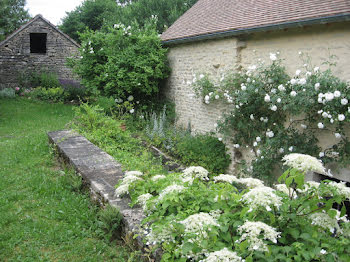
0 14 80 48
161 0 350 45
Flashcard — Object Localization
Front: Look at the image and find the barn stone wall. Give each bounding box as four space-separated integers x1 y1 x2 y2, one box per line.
0 17 79 89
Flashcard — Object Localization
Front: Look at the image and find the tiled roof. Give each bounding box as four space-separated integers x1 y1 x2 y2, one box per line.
161 0 350 43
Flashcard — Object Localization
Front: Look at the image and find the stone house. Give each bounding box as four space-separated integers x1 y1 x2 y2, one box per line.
161 0 350 180
0 14 80 89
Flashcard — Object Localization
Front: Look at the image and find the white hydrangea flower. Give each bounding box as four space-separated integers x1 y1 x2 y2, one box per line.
241 186 282 211
309 210 347 234
239 177 265 188
137 193 153 210
327 181 350 200
201 248 244 262
275 184 290 195
121 175 142 185
125 171 143 177
151 174 166 181
237 221 281 251
115 184 130 197
282 153 325 174
338 114 345 121
179 212 219 238
183 166 209 181
214 174 239 184
158 184 185 201
290 79 297 85
145 225 175 245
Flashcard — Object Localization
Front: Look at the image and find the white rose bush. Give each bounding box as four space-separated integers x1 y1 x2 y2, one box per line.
192 52 350 182
115 154 350 261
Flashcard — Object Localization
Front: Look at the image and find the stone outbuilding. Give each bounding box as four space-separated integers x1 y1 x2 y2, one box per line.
161 0 350 134
0 14 80 89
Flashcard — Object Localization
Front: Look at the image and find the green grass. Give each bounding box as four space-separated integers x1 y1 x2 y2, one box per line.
0 98 130 261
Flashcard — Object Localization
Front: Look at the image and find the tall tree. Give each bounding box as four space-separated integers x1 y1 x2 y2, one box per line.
59 0 120 42
60 0 198 42
118 0 198 33
0 0 30 41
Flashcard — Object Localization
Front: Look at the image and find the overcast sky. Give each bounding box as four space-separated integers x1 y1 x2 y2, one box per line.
26 0 84 25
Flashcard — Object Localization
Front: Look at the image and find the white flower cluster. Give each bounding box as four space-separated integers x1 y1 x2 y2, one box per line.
201 248 244 262
241 186 282 211
158 184 185 202
115 171 144 197
237 221 281 251
144 225 175 245
327 181 350 200
151 174 166 181
282 153 325 174
297 181 320 193
179 212 219 238
113 23 132 36
310 209 348 234
213 174 239 184
274 184 290 195
137 193 153 211
183 166 209 181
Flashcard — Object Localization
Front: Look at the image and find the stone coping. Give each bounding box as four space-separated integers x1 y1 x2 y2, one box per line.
47 130 149 254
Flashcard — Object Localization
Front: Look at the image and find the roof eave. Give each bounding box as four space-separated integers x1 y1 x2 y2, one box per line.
162 13 350 46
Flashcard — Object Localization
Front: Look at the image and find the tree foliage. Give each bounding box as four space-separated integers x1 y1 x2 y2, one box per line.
0 0 30 41
59 0 120 42
59 0 198 42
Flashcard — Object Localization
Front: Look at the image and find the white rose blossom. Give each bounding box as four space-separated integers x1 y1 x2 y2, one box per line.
290 91 297 97
264 94 271 102
338 114 345 121
318 122 324 129
341 98 348 105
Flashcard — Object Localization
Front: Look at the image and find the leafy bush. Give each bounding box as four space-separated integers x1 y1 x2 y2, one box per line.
117 154 350 261
18 70 60 89
29 87 67 102
59 79 87 101
193 53 350 182
67 20 169 105
96 205 123 241
0 88 16 98
174 134 231 174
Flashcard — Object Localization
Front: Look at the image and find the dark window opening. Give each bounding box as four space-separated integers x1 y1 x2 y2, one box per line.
30 33 47 54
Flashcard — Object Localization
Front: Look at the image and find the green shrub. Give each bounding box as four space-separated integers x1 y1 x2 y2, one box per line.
67 20 169 105
18 70 60 89
29 87 67 102
0 88 16 98
174 134 231 174
96 205 123 241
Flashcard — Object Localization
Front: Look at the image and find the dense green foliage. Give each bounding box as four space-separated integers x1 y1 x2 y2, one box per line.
60 0 197 42
68 21 169 104
0 0 30 41
174 134 231 174
59 0 120 42
193 53 350 182
0 98 129 261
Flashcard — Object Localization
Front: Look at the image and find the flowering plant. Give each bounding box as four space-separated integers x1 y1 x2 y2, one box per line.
193 52 350 182
115 155 350 261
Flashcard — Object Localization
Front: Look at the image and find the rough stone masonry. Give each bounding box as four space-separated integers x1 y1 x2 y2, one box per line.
0 15 79 89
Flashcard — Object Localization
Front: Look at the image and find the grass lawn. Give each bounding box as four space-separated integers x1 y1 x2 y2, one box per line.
0 98 130 261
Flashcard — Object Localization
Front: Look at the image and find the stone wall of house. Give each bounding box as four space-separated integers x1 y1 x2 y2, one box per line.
164 37 242 133
0 17 79 89
164 21 350 173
